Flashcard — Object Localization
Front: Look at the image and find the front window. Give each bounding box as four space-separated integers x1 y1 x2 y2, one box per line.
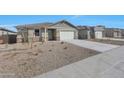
35 29 39 36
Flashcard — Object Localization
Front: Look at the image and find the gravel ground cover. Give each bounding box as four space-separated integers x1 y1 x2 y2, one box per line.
0 41 99 78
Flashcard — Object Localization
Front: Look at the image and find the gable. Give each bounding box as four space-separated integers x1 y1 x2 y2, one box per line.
50 22 78 31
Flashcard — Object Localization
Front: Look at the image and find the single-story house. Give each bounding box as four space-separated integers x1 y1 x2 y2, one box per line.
77 26 95 39
103 28 114 38
94 25 105 39
103 28 124 38
77 25 106 39
16 20 78 43
0 27 17 44
75 24 124 40
94 26 124 39
77 26 90 39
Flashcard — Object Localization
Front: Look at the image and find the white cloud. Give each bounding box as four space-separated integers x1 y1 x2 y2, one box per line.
0 24 17 32
67 15 81 20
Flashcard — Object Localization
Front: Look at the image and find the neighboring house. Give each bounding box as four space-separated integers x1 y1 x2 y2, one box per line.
16 20 78 43
0 27 17 44
103 28 114 38
78 25 124 39
77 25 106 39
77 26 95 39
77 26 89 39
71 24 124 40
94 25 105 39
121 29 124 38
94 26 124 39
104 28 124 38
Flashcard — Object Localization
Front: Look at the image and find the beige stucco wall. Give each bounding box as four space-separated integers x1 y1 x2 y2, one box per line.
26 22 78 41
0 30 3 35
16 22 78 42
50 22 78 40
28 29 34 38
27 28 49 42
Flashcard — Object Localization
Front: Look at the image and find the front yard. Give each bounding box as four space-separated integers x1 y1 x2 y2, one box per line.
0 41 99 78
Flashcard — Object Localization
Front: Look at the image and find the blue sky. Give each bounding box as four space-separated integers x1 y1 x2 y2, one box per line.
0 15 124 31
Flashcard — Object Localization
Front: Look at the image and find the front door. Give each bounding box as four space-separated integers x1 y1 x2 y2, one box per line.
48 29 56 40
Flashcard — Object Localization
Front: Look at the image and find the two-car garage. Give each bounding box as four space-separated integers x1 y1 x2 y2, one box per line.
60 31 74 40
50 20 78 41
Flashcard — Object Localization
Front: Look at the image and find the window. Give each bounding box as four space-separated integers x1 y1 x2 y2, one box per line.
35 29 39 36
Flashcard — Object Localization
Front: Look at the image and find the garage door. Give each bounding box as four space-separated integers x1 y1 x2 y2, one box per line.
60 31 74 40
95 32 102 39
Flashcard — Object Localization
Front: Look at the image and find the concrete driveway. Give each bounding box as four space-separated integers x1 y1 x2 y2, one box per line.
64 40 119 52
37 46 124 78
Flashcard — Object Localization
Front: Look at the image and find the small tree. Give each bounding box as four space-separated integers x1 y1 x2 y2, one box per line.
17 28 28 49
29 32 35 49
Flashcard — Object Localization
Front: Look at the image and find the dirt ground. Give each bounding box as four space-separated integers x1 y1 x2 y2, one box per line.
0 41 99 78
89 39 124 46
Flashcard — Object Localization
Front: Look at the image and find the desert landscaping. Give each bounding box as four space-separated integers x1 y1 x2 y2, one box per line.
0 41 99 78
0 17 123 78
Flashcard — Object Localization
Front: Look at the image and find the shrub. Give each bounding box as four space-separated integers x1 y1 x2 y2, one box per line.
48 49 52 52
61 41 64 44
33 45 37 47
63 47 67 49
